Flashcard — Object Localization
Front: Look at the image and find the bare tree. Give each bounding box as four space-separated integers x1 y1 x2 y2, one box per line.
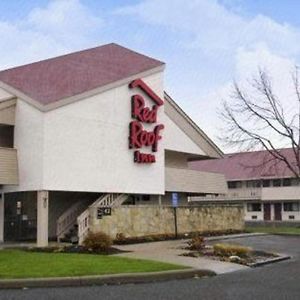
220 68 300 178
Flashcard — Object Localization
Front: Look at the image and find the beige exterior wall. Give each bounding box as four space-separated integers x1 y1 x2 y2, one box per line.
165 151 188 168
90 204 244 238
0 102 15 126
262 187 300 201
0 148 18 185
165 167 227 194
0 88 14 102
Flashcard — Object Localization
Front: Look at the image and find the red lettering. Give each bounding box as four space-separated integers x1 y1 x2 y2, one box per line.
129 121 164 152
134 151 156 163
152 124 164 152
129 79 164 163
129 121 142 149
129 79 164 106
131 95 158 123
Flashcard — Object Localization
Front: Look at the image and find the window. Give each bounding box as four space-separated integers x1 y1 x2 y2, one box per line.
291 178 300 186
247 203 262 212
246 180 261 188
283 178 291 186
289 215 295 220
283 202 299 212
251 215 258 220
272 179 281 187
228 181 242 189
262 180 270 187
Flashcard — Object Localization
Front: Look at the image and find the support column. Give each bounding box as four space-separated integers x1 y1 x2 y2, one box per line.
37 191 49 247
158 195 162 206
0 193 4 242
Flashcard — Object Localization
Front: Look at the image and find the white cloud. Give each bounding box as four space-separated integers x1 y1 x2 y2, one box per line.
0 0 104 70
116 0 300 58
117 0 300 151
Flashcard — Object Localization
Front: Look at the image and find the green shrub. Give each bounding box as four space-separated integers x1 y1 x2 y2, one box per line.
83 231 112 252
213 243 251 258
187 235 205 251
115 233 126 243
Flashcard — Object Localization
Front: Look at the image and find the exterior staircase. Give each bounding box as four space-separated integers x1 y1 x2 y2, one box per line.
77 193 128 245
56 193 128 244
56 200 88 243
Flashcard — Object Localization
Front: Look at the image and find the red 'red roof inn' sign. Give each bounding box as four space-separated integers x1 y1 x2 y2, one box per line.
129 79 164 163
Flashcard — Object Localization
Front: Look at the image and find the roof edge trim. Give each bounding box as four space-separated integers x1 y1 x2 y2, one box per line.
0 65 165 112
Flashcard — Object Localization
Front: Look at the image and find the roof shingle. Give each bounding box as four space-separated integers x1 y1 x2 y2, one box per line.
189 148 298 180
0 43 164 105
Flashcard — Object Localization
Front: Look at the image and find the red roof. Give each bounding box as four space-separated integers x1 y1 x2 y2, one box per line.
0 43 164 105
189 148 298 180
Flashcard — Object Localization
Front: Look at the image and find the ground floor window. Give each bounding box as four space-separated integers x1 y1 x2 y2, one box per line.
283 202 299 212
247 203 262 212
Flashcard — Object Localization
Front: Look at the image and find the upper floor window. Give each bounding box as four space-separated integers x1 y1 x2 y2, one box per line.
246 180 261 188
228 181 242 189
282 178 291 187
262 180 270 187
272 179 281 187
291 178 300 186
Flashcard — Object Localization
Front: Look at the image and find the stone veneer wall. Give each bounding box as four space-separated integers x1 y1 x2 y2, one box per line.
89 204 244 238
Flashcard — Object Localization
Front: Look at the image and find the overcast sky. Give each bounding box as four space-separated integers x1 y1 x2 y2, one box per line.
1 0 300 151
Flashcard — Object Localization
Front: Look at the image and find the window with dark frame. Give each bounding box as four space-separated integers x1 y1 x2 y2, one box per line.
228 181 242 189
247 203 262 212
283 178 291 186
283 202 299 212
272 179 281 187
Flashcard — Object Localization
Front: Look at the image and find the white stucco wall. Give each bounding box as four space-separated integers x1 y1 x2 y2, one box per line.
164 114 205 155
4 100 44 192
42 72 165 194
3 68 214 195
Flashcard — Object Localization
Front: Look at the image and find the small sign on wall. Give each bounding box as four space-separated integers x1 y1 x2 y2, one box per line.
172 193 179 207
97 207 112 219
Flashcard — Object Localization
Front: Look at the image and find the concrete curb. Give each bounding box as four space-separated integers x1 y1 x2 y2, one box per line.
0 269 215 289
249 255 291 268
205 232 268 241
272 233 300 237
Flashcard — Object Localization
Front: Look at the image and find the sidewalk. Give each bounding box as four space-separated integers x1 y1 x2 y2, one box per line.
114 238 249 274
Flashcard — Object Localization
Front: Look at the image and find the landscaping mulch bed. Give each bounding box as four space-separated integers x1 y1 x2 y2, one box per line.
181 244 278 266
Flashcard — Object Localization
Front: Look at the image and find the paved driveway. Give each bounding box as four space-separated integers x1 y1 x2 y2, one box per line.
114 238 248 274
0 235 299 300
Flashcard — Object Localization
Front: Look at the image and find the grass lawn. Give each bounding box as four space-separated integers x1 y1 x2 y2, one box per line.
246 226 300 235
0 250 185 279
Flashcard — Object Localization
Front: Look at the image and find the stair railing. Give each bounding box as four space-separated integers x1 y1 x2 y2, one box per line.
77 193 128 245
56 201 86 242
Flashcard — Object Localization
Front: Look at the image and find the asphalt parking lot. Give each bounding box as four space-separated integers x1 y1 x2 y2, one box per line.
0 235 299 300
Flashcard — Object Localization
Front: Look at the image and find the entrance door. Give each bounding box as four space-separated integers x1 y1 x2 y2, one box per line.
263 203 271 221
274 203 282 221
4 197 37 241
